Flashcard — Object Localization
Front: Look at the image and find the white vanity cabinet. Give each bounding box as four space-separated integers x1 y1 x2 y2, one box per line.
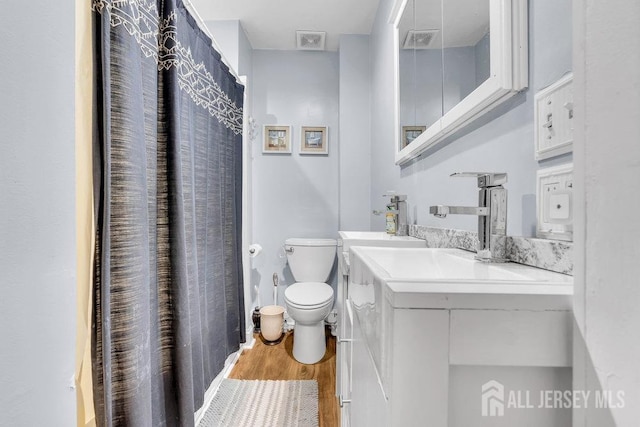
344 297 446 427
336 232 426 426
342 257 451 427
346 246 574 426
347 298 389 427
336 243 350 425
347 265 451 426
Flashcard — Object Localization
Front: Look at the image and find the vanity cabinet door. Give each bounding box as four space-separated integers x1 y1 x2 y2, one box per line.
388 308 450 427
336 270 346 398
350 300 389 427
339 299 354 426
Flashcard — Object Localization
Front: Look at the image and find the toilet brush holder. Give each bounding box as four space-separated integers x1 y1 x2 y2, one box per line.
260 305 284 345
252 307 261 333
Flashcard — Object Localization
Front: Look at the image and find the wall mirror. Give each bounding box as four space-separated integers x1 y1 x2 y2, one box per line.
392 0 528 165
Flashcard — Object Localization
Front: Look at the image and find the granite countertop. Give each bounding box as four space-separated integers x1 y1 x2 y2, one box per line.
408 225 573 275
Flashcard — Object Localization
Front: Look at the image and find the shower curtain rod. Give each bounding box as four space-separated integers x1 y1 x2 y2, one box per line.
183 0 243 85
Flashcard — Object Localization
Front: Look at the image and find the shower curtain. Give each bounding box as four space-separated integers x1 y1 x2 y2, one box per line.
92 1 245 425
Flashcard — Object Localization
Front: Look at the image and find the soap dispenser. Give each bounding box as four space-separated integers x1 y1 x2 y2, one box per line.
383 192 407 235
385 205 397 234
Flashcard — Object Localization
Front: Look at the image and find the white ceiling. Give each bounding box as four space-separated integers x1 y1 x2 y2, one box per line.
190 0 382 51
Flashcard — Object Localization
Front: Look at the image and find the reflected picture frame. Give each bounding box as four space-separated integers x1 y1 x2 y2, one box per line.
402 125 426 148
263 125 292 154
300 126 328 155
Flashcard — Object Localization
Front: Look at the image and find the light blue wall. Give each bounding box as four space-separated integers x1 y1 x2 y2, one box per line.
572 0 640 424
205 20 252 78
0 1 76 425
370 0 572 237
206 20 240 73
251 50 340 306
369 1 402 218
237 24 252 78
339 35 372 231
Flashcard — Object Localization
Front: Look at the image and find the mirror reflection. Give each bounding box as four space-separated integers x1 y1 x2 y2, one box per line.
398 0 490 149
398 0 443 149
442 0 490 114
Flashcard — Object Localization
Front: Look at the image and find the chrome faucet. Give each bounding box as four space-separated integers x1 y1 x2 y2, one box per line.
383 193 408 236
429 172 507 262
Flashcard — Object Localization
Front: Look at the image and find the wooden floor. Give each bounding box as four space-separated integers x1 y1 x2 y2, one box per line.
229 328 340 427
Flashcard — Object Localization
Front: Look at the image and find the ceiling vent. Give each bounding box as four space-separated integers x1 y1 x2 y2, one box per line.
296 31 326 51
403 29 440 49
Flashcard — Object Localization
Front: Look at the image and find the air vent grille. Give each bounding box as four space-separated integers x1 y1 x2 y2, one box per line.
403 29 439 49
296 31 326 51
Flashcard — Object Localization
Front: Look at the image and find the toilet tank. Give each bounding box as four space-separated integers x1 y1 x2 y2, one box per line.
285 238 337 283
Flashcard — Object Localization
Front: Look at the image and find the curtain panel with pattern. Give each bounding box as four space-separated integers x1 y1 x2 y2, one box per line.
92 1 245 425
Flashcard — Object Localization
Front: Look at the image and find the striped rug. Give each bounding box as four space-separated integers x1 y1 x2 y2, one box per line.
199 379 319 427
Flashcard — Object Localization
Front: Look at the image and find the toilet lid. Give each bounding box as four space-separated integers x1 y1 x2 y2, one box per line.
285 238 337 247
284 282 333 306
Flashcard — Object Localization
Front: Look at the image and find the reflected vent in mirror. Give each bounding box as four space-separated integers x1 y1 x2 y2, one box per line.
403 29 439 49
296 31 326 50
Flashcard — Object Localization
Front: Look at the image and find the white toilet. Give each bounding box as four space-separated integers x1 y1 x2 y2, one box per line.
284 238 336 364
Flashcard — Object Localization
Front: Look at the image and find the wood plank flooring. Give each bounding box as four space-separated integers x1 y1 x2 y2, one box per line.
229 328 340 427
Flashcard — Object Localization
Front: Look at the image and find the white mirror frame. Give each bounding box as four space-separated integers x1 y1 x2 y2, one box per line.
392 0 528 165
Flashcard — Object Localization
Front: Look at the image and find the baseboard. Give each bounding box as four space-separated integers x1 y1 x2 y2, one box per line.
193 329 255 425
243 325 256 349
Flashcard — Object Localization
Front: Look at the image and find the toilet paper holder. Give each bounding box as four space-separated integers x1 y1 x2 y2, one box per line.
248 243 263 257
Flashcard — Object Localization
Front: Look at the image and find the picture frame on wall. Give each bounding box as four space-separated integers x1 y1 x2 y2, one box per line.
263 125 292 154
402 126 426 148
300 126 328 155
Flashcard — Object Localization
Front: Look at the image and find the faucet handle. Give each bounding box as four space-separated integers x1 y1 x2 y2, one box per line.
450 172 507 188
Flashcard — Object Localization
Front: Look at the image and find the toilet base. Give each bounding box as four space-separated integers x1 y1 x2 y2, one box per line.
292 322 326 364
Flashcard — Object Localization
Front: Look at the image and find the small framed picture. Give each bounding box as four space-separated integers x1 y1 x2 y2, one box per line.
300 126 328 155
402 126 426 148
263 125 292 154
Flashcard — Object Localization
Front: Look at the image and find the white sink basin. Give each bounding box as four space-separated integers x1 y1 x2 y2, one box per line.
338 231 426 276
339 230 423 241
349 246 573 310
338 231 425 252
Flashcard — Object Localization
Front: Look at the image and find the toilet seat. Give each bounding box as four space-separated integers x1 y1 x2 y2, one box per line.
284 282 333 308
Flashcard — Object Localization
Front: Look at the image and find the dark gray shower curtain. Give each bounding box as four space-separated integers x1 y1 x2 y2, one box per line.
92 1 245 425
